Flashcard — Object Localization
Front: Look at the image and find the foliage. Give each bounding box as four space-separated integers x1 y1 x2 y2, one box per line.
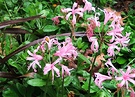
0 0 135 97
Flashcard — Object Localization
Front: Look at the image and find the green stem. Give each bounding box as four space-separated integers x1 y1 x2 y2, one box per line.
4 1 12 17
88 53 98 96
127 57 135 66
62 77 65 97
117 90 119 97
44 72 50 97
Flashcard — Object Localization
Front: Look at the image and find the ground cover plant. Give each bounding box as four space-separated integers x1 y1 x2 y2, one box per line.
0 0 135 97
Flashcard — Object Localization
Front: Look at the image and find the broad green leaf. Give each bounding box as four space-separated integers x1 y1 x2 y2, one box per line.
78 53 91 64
27 79 46 87
72 76 81 89
103 82 116 90
77 70 89 77
116 57 127 64
82 78 98 93
130 38 135 45
40 10 49 17
64 76 73 86
131 48 135 53
43 25 58 32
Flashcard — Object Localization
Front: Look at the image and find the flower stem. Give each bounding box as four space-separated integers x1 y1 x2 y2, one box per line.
127 57 135 66
117 90 119 97
4 1 12 17
88 53 98 95
44 72 50 97
62 77 65 97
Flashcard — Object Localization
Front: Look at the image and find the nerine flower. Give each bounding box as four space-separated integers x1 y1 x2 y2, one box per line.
130 88 135 97
116 66 135 89
61 2 83 25
83 0 95 12
87 13 100 27
27 50 43 72
86 19 96 38
43 58 62 82
105 58 118 76
88 37 99 52
95 73 112 89
107 26 123 42
107 43 120 57
115 32 130 47
40 36 59 51
103 8 115 25
52 16 63 25
61 64 71 78
54 37 78 60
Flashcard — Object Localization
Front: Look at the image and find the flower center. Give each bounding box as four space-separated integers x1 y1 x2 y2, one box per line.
34 54 42 60
123 73 129 80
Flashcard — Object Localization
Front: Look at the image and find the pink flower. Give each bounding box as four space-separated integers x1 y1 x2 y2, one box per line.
86 19 96 38
61 2 83 25
40 36 59 51
94 73 112 88
27 50 43 72
107 43 120 57
103 8 115 25
61 64 71 78
43 58 61 82
105 58 118 76
87 13 100 27
86 15 100 37
115 33 130 47
116 66 135 89
130 88 135 97
86 25 94 38
107 26 123 42
83 0 95 12
110 17 121 29
54 37 78 60
52 16 63 25
88 37 99 52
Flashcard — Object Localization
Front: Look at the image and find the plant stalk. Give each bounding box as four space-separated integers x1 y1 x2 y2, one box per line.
44 72 50 97
62 77 65 97
88 53 98 96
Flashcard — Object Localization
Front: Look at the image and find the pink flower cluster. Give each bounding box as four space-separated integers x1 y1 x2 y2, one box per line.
26 37 77 82
94 61 135 93
61 0 94 25
54 37 78 60
86 7 130 54
104 8 130 57
26 48 43 72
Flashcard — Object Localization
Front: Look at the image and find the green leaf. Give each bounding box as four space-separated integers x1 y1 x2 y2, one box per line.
116 57 127 64
71 76 81 89
27 79 46 87
16 83 26 96
40 10 49 17
78 53 91 64
2 88 19 97
82 78 98 93
131 48 135 53
77 70 89 77
103 81 116 90
43 25 58 32
130 38 135 45
64 76 73 86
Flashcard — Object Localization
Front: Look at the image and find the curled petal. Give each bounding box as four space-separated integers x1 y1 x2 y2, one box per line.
66 12 72 20
43 64 52 75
